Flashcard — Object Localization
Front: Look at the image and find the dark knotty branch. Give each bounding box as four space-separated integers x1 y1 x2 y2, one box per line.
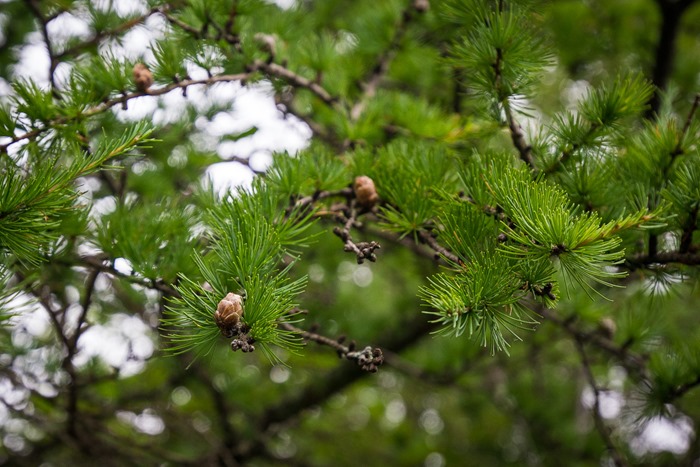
672 93 700 158
648 93 700 258
544 123 600 175
288 187 353 216
670 374 700 401
24 0 59 93
416 229 461 264
504 103 535 168
332 201 381 264
56 7 164 60
574 337 628 467
1 59 339 155
280 322 384 372
679 205 699 254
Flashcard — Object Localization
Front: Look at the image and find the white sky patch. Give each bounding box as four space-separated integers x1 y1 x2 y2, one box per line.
46 11 92 45
74 313 154 376
113 257 134 275
631 415 694 456
13 33 50 83
205 161 256 195
117 409 165 435
581 388 624 419
93 0 149 16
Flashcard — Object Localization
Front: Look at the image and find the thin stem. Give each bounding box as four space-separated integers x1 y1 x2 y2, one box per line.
574 337 627 467
279 322 384 372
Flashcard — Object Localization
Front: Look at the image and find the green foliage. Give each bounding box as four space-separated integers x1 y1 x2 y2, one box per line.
162 183 317 362
2 0 700 465
0 122 154 265
420 253 537 354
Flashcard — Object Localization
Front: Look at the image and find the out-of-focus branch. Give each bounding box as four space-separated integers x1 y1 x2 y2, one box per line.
646 0 697 118
539 307 648 378
574 337 627 467
349 1 428 120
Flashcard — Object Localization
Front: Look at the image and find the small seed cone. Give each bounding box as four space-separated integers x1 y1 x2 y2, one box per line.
133 63 153 92
215 293 244 337
354 175 379 208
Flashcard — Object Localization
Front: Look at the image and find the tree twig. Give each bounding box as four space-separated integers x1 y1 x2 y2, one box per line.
279 322 384 373
332 201 381 264
574 337 627 467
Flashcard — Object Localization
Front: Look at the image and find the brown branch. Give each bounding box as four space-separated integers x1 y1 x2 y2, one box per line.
416 229 460 264
78 255 181 298
672 93 700 157
679 205 699 254
504 102 535 168
670 373 700 400
332 201 381 264
279 322 384 373
252 60 338 107
24 0 59 93
574 337 628 467
0 71 253 154
69 268 99 351
491 43 535 169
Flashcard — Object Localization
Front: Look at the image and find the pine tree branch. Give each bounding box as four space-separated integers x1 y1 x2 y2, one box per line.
679 205 699 254
574 337 628 467
252 60 338 107
332 201 381 264
492 46 535 169
673 93 700 156
544 123 600 175
416 229 461 264
78 254 181 298
279 322 384 373
69 268 99 351
289 187 353 216
503 101 535 169
670 373 700 400
0 71 253 154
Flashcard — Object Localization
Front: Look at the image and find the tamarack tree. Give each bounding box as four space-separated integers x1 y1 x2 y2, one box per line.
1 0 700 465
